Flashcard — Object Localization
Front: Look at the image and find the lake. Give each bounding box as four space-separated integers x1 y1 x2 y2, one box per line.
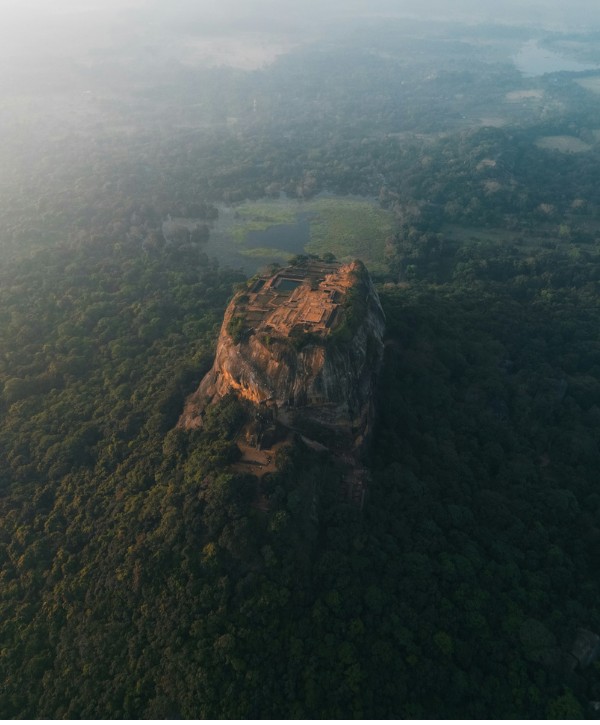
202 203 311 273
514 39 599 76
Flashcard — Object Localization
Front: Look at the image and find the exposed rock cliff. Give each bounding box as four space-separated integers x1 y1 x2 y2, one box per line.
179 258 385 450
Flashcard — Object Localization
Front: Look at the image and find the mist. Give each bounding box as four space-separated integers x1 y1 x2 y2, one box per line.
129 0 600 33
1 0 599 68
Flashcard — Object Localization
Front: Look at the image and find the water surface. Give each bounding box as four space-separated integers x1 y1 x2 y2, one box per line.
514 39 599 76
244 215 310 252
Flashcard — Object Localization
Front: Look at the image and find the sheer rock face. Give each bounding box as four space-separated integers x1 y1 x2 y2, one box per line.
179 259 385 449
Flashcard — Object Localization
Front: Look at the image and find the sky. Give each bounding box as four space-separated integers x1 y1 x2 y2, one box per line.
1 0 598 33
0 0 598 69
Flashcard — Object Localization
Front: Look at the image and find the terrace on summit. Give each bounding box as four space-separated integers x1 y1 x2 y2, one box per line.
238 259 349 340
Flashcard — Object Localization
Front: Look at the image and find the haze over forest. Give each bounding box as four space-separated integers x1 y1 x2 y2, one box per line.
1 0 600 68
2 0 600 719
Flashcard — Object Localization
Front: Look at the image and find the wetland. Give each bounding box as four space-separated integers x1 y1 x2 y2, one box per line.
203 195 394 274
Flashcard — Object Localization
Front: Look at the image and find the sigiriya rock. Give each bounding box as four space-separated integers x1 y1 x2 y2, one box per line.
178 257 385 498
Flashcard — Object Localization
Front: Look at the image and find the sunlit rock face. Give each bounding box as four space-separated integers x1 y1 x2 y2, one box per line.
179 258 385 449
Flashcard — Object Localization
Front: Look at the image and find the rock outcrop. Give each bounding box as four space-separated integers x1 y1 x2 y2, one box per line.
179 258 385 451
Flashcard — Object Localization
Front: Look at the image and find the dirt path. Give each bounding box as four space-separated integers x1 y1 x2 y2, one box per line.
231 437 292 479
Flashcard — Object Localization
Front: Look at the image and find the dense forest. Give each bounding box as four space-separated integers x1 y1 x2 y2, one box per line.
2 229 600 718
2 15 600 719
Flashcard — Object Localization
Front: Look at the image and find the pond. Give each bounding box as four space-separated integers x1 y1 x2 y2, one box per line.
199 194 393 275
200 202 311 273
244 214 310 253
275 277 303 292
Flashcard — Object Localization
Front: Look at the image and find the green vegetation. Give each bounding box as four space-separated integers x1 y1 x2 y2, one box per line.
226 313 248 343
228 202 298 243
2 233 600 717
238 246 294 261
329 266 370 346
305 198 393 273
3 15 600 720
288 327 324 351
212 197 391 272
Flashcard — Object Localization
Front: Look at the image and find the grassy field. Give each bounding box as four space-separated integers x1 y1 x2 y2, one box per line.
238 246 294 261
304 198 393 274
